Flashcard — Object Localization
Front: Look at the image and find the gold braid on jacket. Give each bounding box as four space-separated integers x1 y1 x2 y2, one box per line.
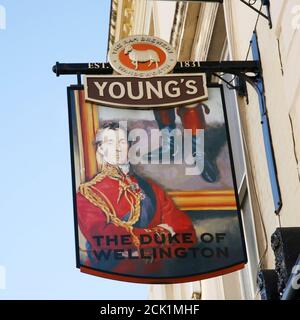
79 164 142 248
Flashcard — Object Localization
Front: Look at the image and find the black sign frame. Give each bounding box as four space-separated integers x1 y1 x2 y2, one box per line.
66 82 248 284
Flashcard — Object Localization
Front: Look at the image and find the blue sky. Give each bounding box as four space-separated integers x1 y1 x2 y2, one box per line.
0 0 148 299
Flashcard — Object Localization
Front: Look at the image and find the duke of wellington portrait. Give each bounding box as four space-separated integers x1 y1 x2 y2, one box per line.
68 85 247 283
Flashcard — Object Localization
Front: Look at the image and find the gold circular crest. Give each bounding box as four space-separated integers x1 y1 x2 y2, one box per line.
108 35 177 78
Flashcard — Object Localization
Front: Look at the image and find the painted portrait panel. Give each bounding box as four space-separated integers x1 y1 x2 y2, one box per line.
68 84 247 283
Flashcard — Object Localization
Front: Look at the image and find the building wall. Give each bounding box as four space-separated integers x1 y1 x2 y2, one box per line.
107 0 300 300
224 0 300 268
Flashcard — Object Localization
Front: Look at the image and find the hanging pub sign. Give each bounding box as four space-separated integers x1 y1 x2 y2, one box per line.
66 35 247 284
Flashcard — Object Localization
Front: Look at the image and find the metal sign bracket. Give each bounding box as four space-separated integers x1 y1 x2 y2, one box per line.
52 32 281 213
240 0 272 28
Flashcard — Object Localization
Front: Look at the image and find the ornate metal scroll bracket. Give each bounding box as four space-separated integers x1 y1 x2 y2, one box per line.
240 0 272 28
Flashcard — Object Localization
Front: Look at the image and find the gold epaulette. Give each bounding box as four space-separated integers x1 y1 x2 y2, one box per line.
79 172 113 224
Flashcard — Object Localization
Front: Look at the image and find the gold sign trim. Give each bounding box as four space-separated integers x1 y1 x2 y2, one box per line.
168 190 237 211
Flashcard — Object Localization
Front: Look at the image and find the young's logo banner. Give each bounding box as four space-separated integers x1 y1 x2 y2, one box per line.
84 74 208 108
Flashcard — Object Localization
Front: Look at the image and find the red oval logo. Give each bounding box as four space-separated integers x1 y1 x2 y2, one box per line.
109 36 177 78
119 43 167 71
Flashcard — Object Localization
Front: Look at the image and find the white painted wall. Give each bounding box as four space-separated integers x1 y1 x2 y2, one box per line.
146 0 300 300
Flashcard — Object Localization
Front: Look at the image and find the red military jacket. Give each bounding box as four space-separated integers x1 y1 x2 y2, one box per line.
76 164 197 273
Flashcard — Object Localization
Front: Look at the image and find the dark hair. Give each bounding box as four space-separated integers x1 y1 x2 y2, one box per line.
102 122 122 131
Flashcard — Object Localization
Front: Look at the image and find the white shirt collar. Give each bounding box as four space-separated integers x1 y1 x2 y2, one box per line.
118 163 130 175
